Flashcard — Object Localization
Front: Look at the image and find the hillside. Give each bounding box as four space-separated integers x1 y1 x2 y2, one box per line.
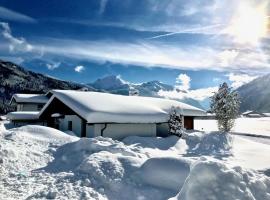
237 74 270 112
0 60 84 113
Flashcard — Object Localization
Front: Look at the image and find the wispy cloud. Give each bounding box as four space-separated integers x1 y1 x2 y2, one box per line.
46 62 61 70
0 7 36 23
99 0 108 15
35 38 270 74
148 24 224 39
0 22 33 53
74 65 85 73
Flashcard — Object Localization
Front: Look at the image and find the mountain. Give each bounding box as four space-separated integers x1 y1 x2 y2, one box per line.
237 74 270 112
0 60 205 113
88 75 204 109
0 60 84 113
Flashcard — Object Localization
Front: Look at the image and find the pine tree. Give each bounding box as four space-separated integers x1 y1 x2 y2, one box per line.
210 82 240 132
168 106 184 137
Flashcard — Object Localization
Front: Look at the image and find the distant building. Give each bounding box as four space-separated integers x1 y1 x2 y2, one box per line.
8 94 49 125
10 94 48 111
242 110 266 118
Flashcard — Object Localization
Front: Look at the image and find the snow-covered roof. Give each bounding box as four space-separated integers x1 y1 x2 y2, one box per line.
7 111 39 120
10 94 48 104
39 90 206 123
242 110 264 115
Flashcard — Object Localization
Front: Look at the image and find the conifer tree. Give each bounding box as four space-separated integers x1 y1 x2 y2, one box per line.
168 106 184 137
210 82 240 132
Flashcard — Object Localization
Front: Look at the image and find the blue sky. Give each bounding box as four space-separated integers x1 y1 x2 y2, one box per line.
0 0 269 100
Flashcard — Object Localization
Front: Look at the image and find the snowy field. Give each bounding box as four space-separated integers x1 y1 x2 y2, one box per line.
0 121 270 200
195 117 270 137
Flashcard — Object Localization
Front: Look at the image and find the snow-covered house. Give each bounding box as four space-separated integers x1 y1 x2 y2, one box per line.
7 94 49 125
242 110 266 118
10 94 48 111
38 90 206 139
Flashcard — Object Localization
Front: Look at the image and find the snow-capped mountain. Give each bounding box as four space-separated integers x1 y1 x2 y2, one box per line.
88 75 204 109
237 74 270 112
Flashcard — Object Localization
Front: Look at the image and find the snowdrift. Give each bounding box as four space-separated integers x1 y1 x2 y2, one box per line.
172 160 270 200
1 125 270 200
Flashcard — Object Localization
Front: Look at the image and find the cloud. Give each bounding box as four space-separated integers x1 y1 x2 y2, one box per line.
74 65 85 72
158 86 218 101
158 74 218 101
46 62 61 70
0 22 33 53
99 0 108 15
0 7 36 23
148 24 224 39
175 74 191 91
35 37 270 74
227 73 258 89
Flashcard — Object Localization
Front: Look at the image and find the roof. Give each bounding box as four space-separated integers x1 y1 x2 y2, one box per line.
242 110 264 115
10 94 48 104
39 90 206 123
7 111 39 120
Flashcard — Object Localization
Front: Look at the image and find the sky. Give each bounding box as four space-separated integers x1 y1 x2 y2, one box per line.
0 0 269 101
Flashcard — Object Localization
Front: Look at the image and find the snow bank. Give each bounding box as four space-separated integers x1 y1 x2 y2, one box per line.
1 124 270 200
184 131 233 156
0 125 77 173
134 157 192 192
10 125 79 143
42 137 139 173
172 159 270 200
123 135 184 150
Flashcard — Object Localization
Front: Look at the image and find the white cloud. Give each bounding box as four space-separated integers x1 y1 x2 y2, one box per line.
217 49 239 67
0 7 36 23
74 65 85 73
46 62 61 70
175 73 191 91
158 74 218 102
158 86 218 101
227 73 258 89
0 22 33 53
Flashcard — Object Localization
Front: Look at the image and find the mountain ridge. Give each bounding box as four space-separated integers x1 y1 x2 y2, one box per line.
236 73 270 112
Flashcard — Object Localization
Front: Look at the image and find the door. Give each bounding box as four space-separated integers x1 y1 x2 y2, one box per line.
184 116 194 130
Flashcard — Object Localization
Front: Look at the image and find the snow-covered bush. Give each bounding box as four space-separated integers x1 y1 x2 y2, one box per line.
210 82 240 132
168 106 184 137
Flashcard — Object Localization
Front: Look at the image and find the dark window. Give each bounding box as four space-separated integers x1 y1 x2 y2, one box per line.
68 121 72 131
37 104 43 111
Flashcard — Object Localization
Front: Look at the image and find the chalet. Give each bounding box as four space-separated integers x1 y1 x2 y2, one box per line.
37 90 206 140
242 110 266 118
7 93 49 125
10 94 48 111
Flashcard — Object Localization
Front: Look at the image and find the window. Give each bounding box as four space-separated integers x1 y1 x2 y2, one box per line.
68 121 72 131
37 104 43 111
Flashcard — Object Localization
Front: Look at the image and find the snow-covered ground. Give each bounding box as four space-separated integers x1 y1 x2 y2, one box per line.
195 117 270 137
0 122 270 200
